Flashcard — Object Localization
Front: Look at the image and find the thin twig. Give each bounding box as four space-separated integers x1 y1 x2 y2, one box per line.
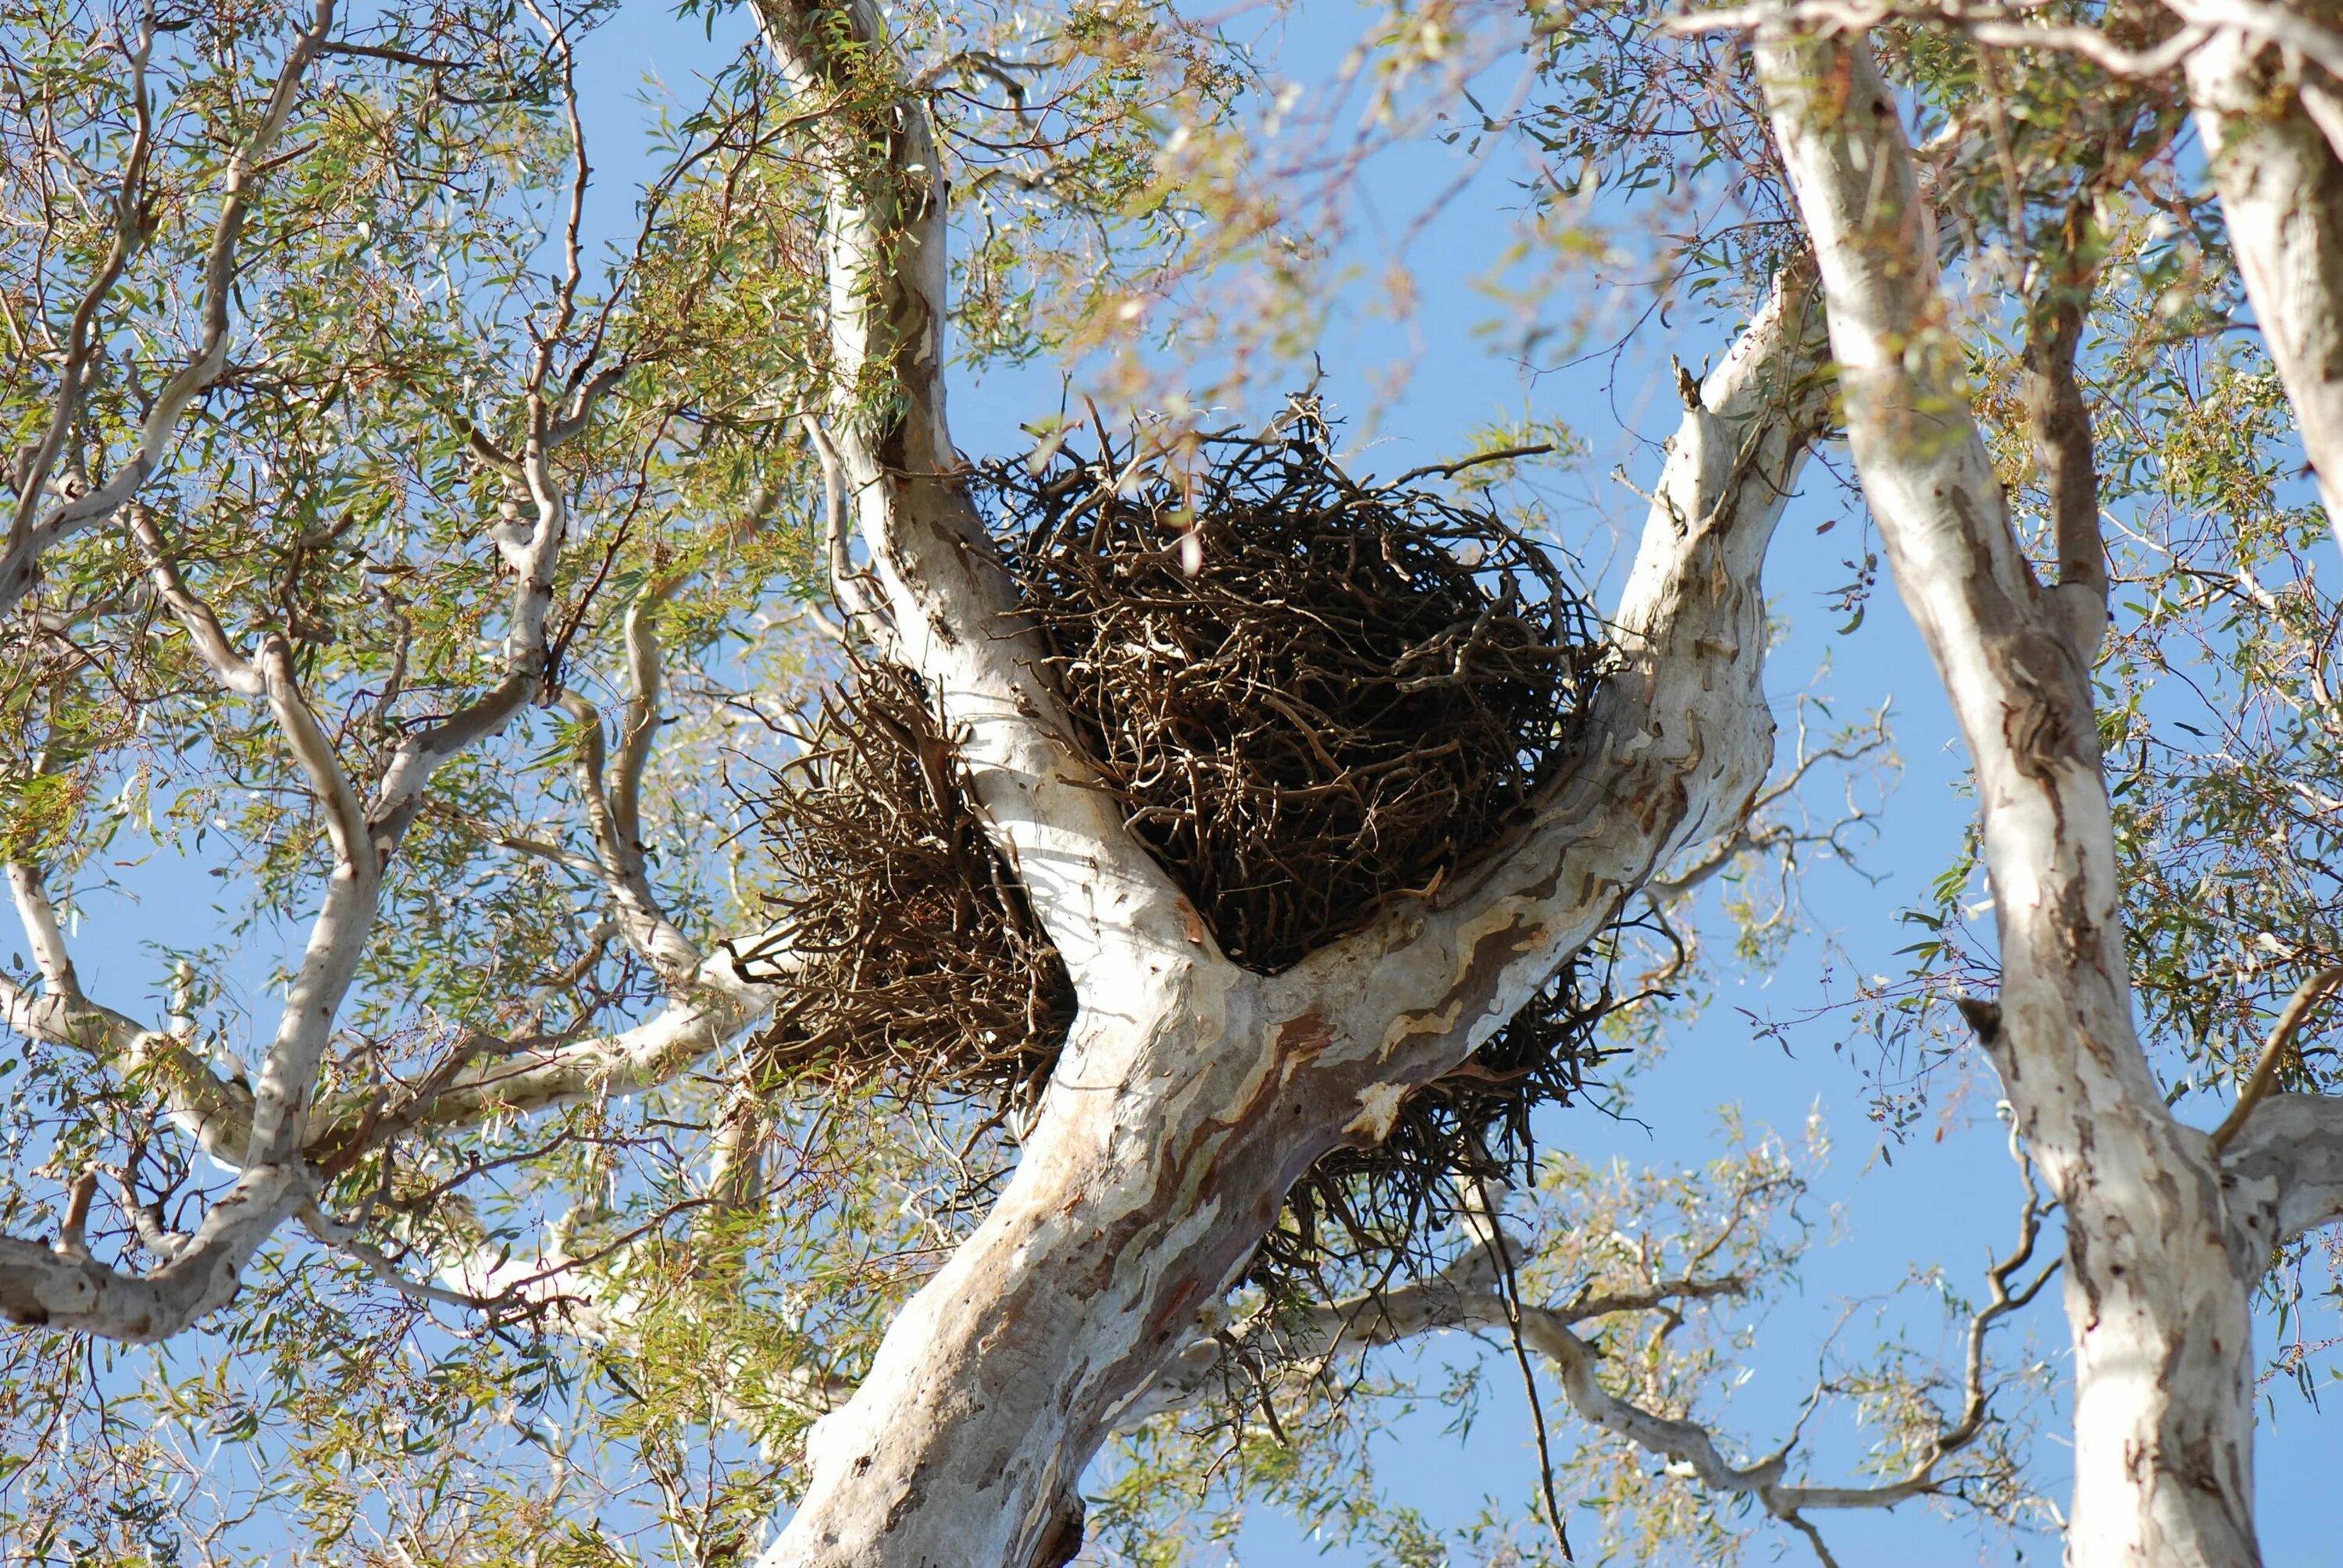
1474 1183 1573 1563
2211 965 2343 1153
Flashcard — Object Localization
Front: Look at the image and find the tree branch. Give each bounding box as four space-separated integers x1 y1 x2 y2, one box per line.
2022 195 2108 658
2184 14 2343 561
366 428 570 848
1672 1 2209 81
130 501 379 1167
755 244 1835 1567
0 1 337 616
554 682 701 990
1132 1181 2049 1563
52 205 633 1328
744 0 1846 1553
304 972 767 1149
0 1161 307 1342
134 508 371 865
804 416 890 650
2219 1092 2343 1243
4 861 254 1160
1286 258 1834 1103
2211 968 2343 1248
751 0 1196 987
1644 704 1893 902
1758 27 2260 1564
5 860 80 996
4 17 155 576
2210 964 2343 1153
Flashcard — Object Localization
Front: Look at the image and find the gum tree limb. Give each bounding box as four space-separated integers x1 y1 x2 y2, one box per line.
745 33 1833 1538
1757 28 2263 1566
1 1 338 616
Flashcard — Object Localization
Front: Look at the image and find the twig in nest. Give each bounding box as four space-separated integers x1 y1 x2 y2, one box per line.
730 657 1075 1108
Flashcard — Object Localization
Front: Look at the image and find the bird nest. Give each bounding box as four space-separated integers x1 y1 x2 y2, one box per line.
729 661 1074 1107
733 411 1617 1282
993 413 1603 970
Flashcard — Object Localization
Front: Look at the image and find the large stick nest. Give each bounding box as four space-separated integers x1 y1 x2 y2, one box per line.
734 411 1618 1284
993 411 1604 970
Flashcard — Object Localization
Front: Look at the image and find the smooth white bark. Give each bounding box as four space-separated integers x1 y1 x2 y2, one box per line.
2186 23 2343 561
2219 1092 2343 1242
754 0 1200 997
740 5 1835 1538
1760 30 2265 1567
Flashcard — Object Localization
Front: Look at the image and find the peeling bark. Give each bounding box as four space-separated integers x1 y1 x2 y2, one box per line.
742 2 1834 1538
1760 30 2266 1567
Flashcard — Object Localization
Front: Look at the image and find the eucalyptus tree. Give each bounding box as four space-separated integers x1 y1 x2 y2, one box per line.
5 1 2343 1566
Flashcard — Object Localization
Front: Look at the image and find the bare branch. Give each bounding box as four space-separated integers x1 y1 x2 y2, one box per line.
1645 704 1893 901
611 577 679 857
305 970 769 1149
1936 1125 2060 1457
1386 441 1559 488
53 1167 97 1260
1 1 338 615
1118 1240 1513 1425
804 416 889 649
2 878 254 1162
2211 965 2343 1153
1132 1189 2043 1557
298 1204 523 1314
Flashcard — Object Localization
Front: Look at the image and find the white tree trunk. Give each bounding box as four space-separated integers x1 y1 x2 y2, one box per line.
1759 31 2266 1567
759 310 1828 1563
742 0 1836 1531
2187 25 2343 562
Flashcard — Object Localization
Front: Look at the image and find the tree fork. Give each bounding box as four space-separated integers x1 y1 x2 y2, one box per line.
745 2 1833 1535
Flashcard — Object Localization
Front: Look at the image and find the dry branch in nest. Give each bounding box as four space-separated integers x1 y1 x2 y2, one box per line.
734 407 1620 1287
992 410 1604 971
728 661 1074 1108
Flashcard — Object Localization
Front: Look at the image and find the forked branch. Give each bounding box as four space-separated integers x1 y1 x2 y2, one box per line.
1135 1165 2053 1568
2 1 338 616
751 0 1196 983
